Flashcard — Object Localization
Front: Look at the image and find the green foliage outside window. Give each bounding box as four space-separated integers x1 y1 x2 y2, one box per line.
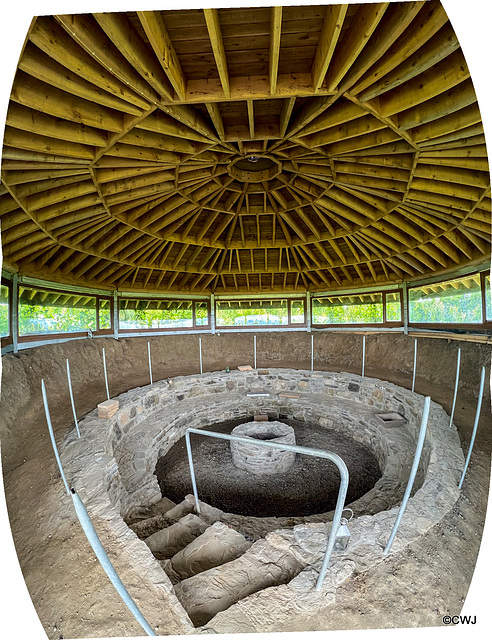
313 294 383 324
485 275 491 322
99 299 112 329
216 300 289 326
291 300 305 324
0 285 9 337
119 299 194 329
385 292 402 322
19 287 97 335
195 302 209 326
408 276 482 323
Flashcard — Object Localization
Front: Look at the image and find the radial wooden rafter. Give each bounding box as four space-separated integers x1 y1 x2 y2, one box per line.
0 1 490 295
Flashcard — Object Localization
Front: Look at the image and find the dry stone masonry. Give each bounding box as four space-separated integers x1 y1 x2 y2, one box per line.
230 420 296 475
60 368 464 632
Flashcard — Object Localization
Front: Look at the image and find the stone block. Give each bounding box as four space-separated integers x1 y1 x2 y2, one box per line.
253 414 268 421
145 513 209 559
170 522 252 581
97 399 119 419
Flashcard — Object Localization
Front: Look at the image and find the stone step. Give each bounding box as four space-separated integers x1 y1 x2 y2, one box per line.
162 495 195 521
145 513 209 560
130 513 175 539
127 495 176 524
128 497 188 538
165 522 252 583
173 538 302 626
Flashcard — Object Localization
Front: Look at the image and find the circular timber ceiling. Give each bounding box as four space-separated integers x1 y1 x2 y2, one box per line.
0 2 490 294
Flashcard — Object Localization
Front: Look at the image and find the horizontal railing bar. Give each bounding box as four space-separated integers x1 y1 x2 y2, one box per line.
185 427 349 591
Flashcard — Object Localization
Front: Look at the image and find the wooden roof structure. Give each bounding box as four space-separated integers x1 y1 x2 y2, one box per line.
0 1 490 294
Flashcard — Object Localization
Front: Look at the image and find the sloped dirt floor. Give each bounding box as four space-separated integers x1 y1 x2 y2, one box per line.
0 344 490 639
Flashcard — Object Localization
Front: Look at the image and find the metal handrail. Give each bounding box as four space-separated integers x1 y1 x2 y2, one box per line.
383 395 431 555
184 427 349 591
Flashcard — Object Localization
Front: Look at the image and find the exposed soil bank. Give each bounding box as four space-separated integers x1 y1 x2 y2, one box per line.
0 332 490 638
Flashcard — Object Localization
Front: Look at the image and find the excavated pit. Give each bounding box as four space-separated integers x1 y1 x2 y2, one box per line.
57 367 465 633
155 416 382 517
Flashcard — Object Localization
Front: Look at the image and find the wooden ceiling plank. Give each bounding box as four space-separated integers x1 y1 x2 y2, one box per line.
203 9 230 99
324 3 390 91
19 43 145 116
269 7 282 95
206 103 226 141
398 79 477 131
359 21 459 103
279 97 296 138
432 236 461 264
353 263 366 283
443 230 475 260
350 0 449 96
4 127 96 162
137 11 187 101
311 4 348 92
338 1 426 95
247 100 255 139
210 213 234 244
93 12 175 101
376 50 470 119
459 227 489 255
327 237 347 264
30 17 149 111
55 13 162 106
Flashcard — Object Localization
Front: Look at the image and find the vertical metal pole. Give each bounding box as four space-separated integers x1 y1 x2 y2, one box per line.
147 341 153 386
41 379 70 495
449 348 461 428
70 489 156 636
254 335 257 369
66 360 80 438
402 281 408 335
185 431 201 514
306 291 311 332
411 338 417 392
102 347 110 400
384 396 431 555
362 334 366 378
459 366 485 490
12 273 18 353
210 293 216 335
113 290 119 340
199 337 203 374
311 333 314 371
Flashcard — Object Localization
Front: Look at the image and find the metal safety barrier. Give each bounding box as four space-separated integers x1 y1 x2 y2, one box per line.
184 427 349 591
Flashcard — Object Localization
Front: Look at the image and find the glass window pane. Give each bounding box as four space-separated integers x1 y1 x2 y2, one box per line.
0 284 9 337
195 302 209 326
312 293 383 324
486 275 491 322
385 291 402 322
18 287 97 335
98 298 111 330
290 300 305 324
119 299 193 329
408 274 482 324
216 299 289 326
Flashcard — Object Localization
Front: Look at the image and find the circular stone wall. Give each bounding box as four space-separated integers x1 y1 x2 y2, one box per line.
230 420 296 475
59 368 464 625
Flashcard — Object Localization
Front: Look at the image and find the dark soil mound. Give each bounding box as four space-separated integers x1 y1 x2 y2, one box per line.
155 416 381 518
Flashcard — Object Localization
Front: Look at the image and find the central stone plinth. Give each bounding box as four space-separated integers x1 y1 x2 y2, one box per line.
230 421 296 475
